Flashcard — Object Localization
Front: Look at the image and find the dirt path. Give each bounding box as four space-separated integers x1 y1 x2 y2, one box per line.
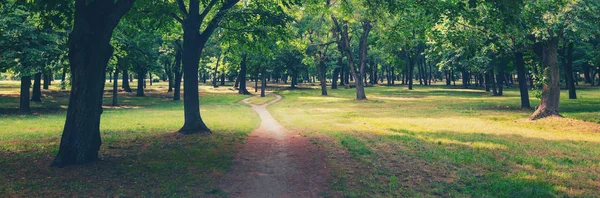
217 93 329 198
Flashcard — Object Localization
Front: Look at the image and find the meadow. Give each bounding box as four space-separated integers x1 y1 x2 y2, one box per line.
269 84 600 197
1 80 599 197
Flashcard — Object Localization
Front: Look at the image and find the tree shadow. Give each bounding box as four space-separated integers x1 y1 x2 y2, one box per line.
0 130 247 197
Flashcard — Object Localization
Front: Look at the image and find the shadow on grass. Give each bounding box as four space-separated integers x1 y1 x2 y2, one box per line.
328 127 599 197
0 130 248 197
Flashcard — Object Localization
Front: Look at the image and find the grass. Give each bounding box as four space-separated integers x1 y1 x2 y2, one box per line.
269 83 600 197
246 93 278 105
0 81 259 197
2 80 600 197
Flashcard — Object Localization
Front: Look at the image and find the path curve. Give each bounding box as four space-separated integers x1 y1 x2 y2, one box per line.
218 93 329 198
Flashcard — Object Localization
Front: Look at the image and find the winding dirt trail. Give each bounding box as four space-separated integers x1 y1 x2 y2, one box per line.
218 93 329 198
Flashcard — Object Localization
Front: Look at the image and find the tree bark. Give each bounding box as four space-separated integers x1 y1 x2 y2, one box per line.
43 71 50 89
319 57 328 96
122 69 132 92
112 68 118 106
514 51 531 109
261 68 266 97
20 76 31 113
61 65 68 90
136 70 146 97
52 0 135 167
31 72 42 102
238 54 250 94
173 42 183 100
565 42 576 99
530 38 561 120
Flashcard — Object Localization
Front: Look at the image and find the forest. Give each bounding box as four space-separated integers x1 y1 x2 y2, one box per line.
1 0 600 197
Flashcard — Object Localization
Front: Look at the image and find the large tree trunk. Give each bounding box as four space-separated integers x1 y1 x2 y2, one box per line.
112 68 118 106
52 0 135 167
530 38 561 120
122 69 132 92
238 54 250 94
31 72 42 102
514 51 531 109
180 12 208 134
136 70 146 97
20 76 31 113
564 42 576 99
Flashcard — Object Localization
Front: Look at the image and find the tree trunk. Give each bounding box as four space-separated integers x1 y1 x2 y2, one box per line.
61 65 68 90
565 42 576 99
122 69 132 92
319 58 328 96
52 0 135 167
333 17 368 99
485 72 491 92
496 64 504 96
261 69 266 97
43 72 50 89
137 70 146 97
112 68 118 106
530 38 561 120
332 67 339 89
238 54 250 94
515 51 531 109
31 72 42 102
408 56 415 90
20 76 31 113
220 73 225 86
149 73 153 86
173 43 183 100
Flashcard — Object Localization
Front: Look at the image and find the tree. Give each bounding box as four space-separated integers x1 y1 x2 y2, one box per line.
0 3 62 113
52 0 135 167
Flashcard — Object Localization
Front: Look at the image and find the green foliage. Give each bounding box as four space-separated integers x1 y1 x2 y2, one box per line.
0 3 64 77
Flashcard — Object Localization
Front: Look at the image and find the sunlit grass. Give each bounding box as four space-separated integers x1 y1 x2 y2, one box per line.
246 93 278 105
270 84 600 197
0 81 259 197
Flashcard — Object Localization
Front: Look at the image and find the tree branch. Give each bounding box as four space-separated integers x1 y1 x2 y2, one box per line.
176 0 188 15
109 0 136 27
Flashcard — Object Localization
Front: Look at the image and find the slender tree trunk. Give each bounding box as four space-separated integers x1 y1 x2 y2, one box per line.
61 65 67 90
52 0 135 167
238 54 250 94
112 68 118 106
149 73 153 86
220 73 225 86
31 72 42 102
332 67 339 89
565 42 576 99
319 58 328 96
20 76 31 113
408 56 415 90
496 64 504 96
261 69 266 97
254 74 258 93
531 38 561 120
43 71 50 89
515 51 531 109
137 70 146 97
122 69 132 92
445 70 450 86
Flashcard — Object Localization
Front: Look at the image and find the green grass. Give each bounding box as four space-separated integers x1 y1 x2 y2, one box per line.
269 83 600 197
246 93 278 105
0 81 259 197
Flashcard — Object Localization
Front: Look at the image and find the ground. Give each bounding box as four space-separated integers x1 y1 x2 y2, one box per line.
1 80 599 197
